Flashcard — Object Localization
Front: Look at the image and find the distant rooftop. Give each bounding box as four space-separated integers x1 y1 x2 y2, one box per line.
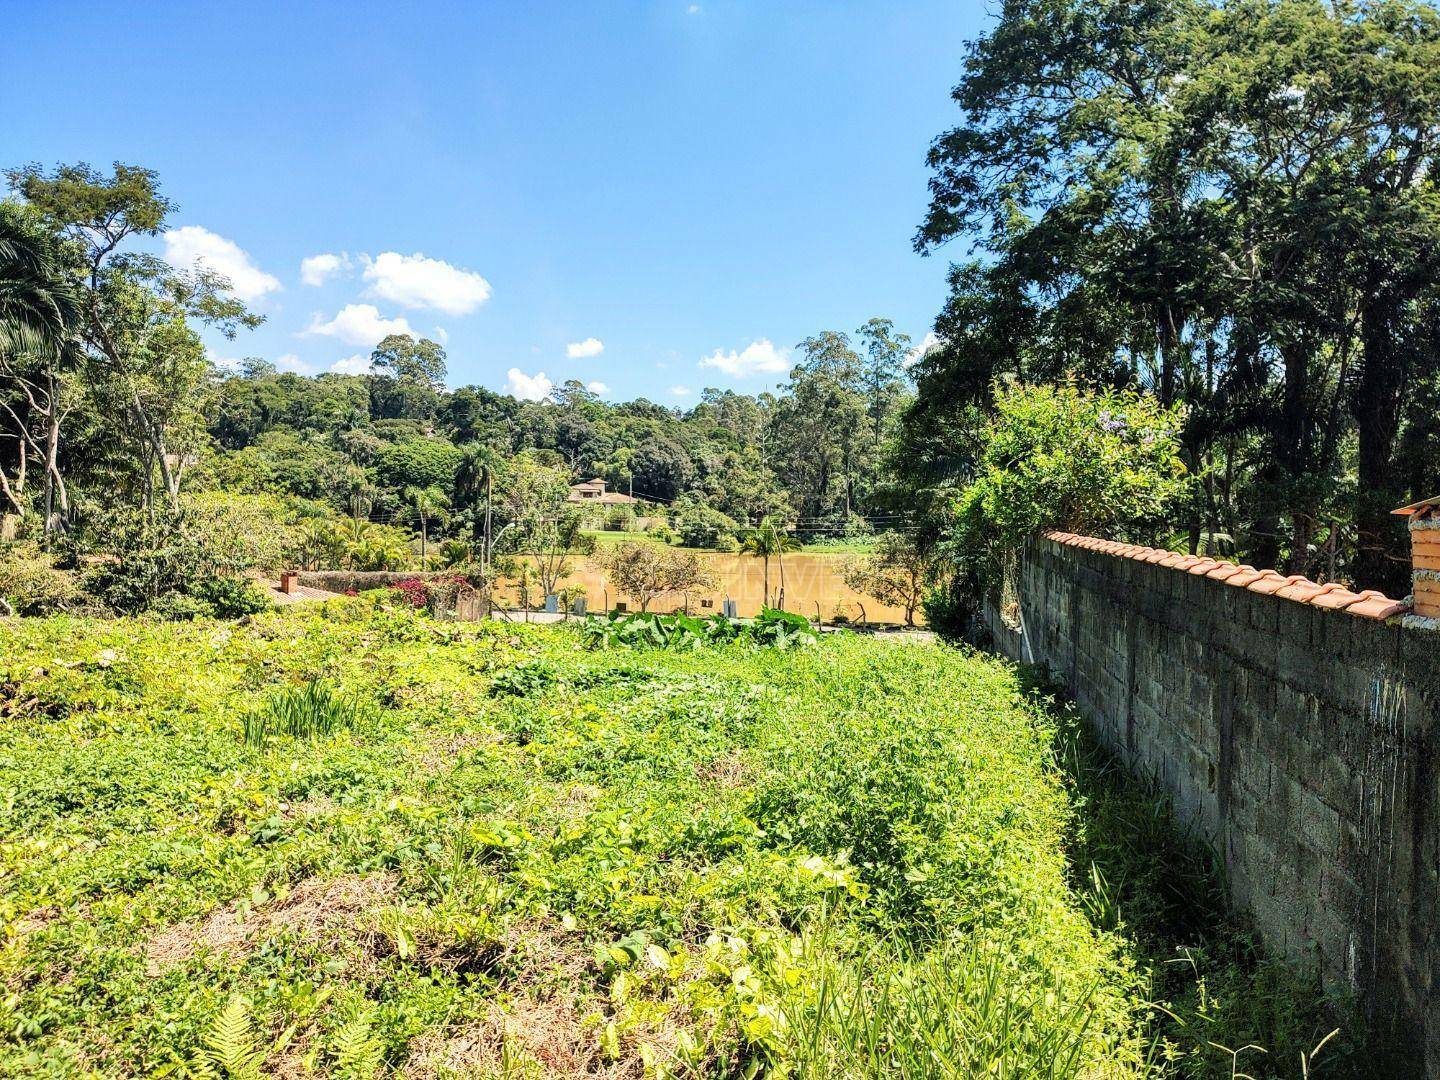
568 477 639 505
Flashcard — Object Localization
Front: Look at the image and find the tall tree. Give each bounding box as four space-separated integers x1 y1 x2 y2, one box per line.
855 317 912 457
9 163 261 510
0 204 82 533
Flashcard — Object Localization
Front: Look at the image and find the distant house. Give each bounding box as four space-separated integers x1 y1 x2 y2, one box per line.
568 477 640 505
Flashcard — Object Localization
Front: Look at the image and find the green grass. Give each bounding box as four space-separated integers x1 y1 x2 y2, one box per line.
0 600 1359 1076
790 536 879 554
582 528 666 547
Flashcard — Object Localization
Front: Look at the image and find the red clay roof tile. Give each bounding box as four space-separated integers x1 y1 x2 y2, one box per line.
1345 591 1411 620
1226 567 1275 588
1040 532 1407 618
1248 574 1309 596
1311 588 1364 611
1275 579 1342 604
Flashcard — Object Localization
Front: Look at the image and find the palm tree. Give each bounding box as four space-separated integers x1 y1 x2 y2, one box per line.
0 207 81 532
453 442 500 566
740 517 800 609
0 208 78 359
404 485 450 570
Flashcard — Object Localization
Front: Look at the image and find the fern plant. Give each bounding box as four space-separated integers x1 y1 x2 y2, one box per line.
328 1012 385 1079
184 995 262 1079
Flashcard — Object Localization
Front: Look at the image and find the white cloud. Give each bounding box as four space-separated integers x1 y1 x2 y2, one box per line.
505 368 554 401
304 304 415 347
300 252 350 287
163 225 280 303
586 380 610 395
362 251 492 316
668 385 692 397
566 337 605 358
275 353 315 375
698 338 790 378
431 326 450 345
330 353 378 375
687 3 701 12
905 331 942 368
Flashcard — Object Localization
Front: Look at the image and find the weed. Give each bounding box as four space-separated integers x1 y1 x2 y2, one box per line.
241 679 371 747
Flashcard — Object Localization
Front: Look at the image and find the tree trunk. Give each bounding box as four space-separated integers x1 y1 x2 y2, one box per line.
1352 285 1410 594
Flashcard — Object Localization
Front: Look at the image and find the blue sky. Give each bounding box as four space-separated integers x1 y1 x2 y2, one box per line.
1 1 985 402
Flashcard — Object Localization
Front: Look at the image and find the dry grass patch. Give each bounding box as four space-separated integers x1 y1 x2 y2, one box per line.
695 749 749 788
144 873 398 974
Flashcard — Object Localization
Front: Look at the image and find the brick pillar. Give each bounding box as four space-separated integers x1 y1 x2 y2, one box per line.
1411 513 1440 617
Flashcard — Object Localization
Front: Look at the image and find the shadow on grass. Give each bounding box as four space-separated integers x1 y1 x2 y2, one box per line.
1015 663 1393 1079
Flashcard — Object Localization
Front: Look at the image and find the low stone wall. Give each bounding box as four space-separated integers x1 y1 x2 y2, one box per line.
987 533 1438 1070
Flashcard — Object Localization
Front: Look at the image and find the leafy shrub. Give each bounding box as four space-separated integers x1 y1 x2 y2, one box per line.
191 575 272 618
75 506 278 617
603 504 637 532
748 607 819 648
145 592 218 621
952 381 1190 592
670 494 742 549
242 680 370 747
489 660 559 696
580 608 818 651
920 582 979 643
0 543 79 615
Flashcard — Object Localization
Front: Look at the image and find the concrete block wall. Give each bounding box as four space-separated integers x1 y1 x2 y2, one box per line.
986 533 1440 1070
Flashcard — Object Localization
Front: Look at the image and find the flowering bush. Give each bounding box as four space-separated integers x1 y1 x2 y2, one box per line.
392 577 430 609
951 381 1191 592
390 573 477 616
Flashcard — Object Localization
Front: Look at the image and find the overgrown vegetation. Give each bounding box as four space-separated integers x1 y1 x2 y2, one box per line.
580 607 819 651
0 601 1361 1076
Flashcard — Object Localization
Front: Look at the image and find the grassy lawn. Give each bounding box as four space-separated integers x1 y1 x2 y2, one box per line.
580 529 871 557
0 601 1353 1077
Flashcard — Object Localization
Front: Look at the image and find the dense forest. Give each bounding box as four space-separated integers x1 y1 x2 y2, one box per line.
897 0 1440 597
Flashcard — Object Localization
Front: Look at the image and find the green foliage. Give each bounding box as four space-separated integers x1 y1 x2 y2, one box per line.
77 507 243 615
242 679 371 747
190 575 272 619
192 995 262 1079
489 659 560 697
326 1012 385 1079
602 503 636 532
670 493 742 549
0 605 1358 1075
372 438 464 493
920 581 978 643
907 0 1440 591
0 542 79 614
953 382 1190 590
580 607 818 651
